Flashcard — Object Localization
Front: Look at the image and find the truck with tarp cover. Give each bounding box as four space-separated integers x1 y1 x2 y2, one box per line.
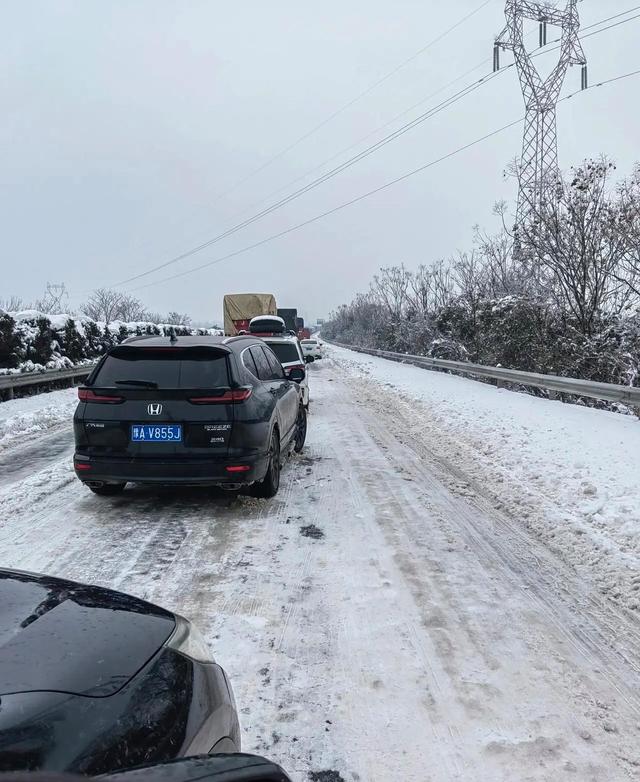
223 293 277 336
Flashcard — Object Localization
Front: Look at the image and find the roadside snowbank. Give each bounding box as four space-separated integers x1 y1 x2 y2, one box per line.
330 344 640 611
0 388 76 450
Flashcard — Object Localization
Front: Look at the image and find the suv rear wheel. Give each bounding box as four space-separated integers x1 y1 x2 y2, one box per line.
294 406 307 453
88 483 126 496
254 431 281 498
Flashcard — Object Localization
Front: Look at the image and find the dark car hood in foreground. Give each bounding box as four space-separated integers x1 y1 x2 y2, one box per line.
0 568 175 697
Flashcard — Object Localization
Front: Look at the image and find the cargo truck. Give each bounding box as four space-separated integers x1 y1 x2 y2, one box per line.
277 308 298 335
294 316 310 341
223 293 277 336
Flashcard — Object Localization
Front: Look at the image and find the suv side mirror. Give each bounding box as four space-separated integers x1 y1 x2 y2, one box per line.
289 367 305 383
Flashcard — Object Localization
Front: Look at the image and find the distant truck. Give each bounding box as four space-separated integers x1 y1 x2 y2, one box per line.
294 316 310 341
223 293 277 336
277 308 298 335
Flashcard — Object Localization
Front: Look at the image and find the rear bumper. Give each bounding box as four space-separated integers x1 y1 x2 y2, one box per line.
73 452 269 486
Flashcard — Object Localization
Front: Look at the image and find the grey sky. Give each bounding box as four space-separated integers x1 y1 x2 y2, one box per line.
1 0 639 324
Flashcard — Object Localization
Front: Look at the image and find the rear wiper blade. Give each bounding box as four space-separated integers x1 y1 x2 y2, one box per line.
114 379 158 388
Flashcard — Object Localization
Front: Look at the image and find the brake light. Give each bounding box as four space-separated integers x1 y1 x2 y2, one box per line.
74 462 92 471
78 388 124 403
189 388 252 404
225 465 251 473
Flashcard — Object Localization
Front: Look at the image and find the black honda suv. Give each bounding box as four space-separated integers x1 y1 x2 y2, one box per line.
73 335 307 498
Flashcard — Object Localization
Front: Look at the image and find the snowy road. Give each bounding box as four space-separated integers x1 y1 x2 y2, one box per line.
1 352 640 781
0 426 72 486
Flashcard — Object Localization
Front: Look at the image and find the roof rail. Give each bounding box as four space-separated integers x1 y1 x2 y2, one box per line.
121 334 160 345
222 334 258 345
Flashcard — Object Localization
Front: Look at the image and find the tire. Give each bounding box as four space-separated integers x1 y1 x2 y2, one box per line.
88 483 126 496
254 431 281 498
294 406 307 453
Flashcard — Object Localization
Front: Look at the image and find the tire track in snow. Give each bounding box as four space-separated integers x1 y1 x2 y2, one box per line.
327 354 640 780
357 370 640 689
3 360 640 779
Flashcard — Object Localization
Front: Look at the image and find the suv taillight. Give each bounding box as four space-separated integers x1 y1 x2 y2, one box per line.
285 364 305 375
189 388 252 404
78 388 124 403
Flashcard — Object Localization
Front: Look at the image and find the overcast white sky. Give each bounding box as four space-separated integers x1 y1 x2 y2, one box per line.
1 0 639 324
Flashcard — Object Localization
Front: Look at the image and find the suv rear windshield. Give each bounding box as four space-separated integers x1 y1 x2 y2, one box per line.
266 342 300 364
92 347 229 389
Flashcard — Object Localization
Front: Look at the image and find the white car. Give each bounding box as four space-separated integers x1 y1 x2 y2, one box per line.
301 339 323 360
261 336 310 409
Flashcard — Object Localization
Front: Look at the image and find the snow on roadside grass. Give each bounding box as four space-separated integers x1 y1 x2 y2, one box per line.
330 344 640 611
0 387 76 451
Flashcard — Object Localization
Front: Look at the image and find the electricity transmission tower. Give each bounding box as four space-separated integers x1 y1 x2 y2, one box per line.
41 282 69 314
493 1 587 223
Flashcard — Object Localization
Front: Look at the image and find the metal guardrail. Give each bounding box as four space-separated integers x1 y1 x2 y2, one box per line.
330 342 640 409
0 363 97 400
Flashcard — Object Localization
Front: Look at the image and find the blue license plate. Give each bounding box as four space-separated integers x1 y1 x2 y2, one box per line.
131 424 182 442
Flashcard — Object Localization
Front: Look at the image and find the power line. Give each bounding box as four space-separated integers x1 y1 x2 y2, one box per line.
222 5 640 228
82 0 499 285
115 69 505 286
533 9 640 58
128 65 640 294
129 118 524 292
114 6 640 290
112 8 503 288
562 65 640 95
139 128 519 292
221 61 499 220
570 4 640 33
205 5 640 234
204 0 495 202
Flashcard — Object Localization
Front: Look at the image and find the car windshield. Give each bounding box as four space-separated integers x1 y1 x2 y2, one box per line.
266 342 300 364
92 347 229 389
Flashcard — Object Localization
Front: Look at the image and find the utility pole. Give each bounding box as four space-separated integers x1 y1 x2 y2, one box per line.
493 1 587 224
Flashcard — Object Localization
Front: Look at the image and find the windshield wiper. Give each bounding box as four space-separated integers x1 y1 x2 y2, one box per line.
114 379 158 388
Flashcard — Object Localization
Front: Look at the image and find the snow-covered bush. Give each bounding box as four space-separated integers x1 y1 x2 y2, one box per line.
0 314 21 369
0 311 222 374
325 158 640 408
325 284 640 408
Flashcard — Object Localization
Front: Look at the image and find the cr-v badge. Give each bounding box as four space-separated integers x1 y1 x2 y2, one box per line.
147 403 163 415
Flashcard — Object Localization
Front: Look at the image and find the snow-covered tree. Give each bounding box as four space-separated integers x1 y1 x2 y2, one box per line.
517 159 638 336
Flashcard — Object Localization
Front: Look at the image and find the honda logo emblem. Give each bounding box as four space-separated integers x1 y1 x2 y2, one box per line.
147 403 163 416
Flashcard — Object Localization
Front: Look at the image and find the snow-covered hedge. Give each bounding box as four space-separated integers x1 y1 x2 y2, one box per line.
323 295 640 410
0 311 222 374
